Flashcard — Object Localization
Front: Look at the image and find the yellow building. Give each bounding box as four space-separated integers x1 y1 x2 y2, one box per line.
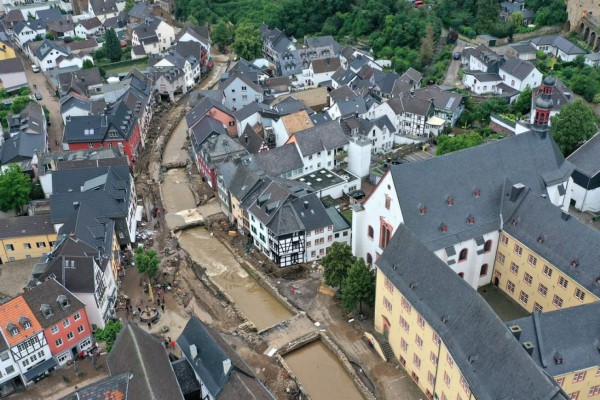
507 302 600 400
492 187 600 314
0 41 16 61
0 215 57 264
375 224 567 400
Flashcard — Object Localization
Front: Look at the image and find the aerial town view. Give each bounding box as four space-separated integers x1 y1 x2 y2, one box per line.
0 0 599 398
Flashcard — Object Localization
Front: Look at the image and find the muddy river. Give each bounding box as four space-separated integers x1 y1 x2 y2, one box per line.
161 168 197 213
178 227 293 330
284 341 365 400
162 116 189 165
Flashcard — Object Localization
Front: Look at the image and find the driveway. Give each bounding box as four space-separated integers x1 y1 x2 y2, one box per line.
18 50 63 152
442 45 464 87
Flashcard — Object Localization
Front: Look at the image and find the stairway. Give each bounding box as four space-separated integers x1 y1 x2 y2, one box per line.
380 340 396 362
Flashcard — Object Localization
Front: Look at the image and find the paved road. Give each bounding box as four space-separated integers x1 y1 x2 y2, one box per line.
18 50 63 152
442 45 464 87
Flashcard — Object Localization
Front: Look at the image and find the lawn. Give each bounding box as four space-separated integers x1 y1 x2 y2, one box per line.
102 60 149 75
341 209 353 223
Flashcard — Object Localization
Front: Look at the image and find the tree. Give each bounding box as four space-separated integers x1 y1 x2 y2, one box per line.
508 11 524 27
11 96 33 114
476 0 499 33
341 258 375 314
212 20 234 52
321 242 355 290
104 28 122 63
135 247 161 278
232 23 262 60
0 165 32 214
511 86 532 116
436 133 485 155
550 100 598 156
419 25 436 67
124 0 135 11
82 59 94 69
94 320 122 352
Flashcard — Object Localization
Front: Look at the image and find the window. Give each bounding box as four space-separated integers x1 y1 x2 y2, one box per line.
458 248 468 262
5 366 14 375
543 265 553 277
366 253 372 265
519 291 529 304
399 316 410 332
383 297 392 312
432 332 441 347
385 195 391 210
380 221 393 249
483 240 492 253
589 386 600 397
23 243 31 249
36 242 46 248
401 296 412 314
63 319 70 327
415 335 423 348
510 262 519 275
568 392 579 400
553 295 563 308
5 244 14 251
460 375 471 396
538 283 548 297
497 252 505 264
430 352 438 366
55 338 63 347
524 272 533 285
241 86 247 91
506 280 515 293
67 332 74 341
444 371 451 387
228 121 235 126
572 372 586 383
0 352 7 361
446 353 454 368
533 302 543 312
556 377 565 386
514 244 523 256
501 234 508 245
384 277 394 294
367 226 374 239
527 254 537 266
77 325 85 333
417 315 425 328
428 371 435 385
413 354 421 369
575 288 586 301
74 312 81 321
480 264 488 277
558 276 569 289
400 338 408 352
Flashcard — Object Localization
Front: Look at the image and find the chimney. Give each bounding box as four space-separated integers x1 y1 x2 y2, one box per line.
561 211 570 221
73 201 80 209
303 200 309 209
189 344 197 360
522 342 534 356
223 359 231 375
244 134 248 144
509 183 525 202
509 325 522 340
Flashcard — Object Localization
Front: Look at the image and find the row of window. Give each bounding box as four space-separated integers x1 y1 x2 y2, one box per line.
4 242 50 251
54 325 85 347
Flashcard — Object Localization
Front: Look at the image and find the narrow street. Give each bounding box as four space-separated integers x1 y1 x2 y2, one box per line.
442 44 464 87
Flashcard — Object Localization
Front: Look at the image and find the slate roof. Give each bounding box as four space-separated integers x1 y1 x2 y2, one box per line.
176 23 210 46
13 19 45 35
186 97 234 128
0 57 24 74
177 316 275 399
218 71 263 94
34 40 69 61
377 224 568 400
260 24 293 54
58 201 116 257
501 184 600 297
387 131 573 251
292 120 348 157
414 86 464 112
289 193 332 232
234 101 269 122
108 322 184 400
1 133 46 165
510 42 537 55
567 132 600 177
128 3 152 19
270 96 313 116
131 18 161 40
331 67 357 87
254 144 303 177
311 57 340 74
36 8 63 24
239 125 267 154
0 215 54 239
60 372 131 400
22 278 85 329
67 38 99 52
500 56 536 80
37 245 98 293
462 71 501 82
189 115 227 149
334 95 367 117
47 20 75 34
531 35 586 56
357 115 394 136
102 12 127 30
57 67 102 97
325 206 351 232
78 17 102 30
329 86 356 103
507 302 600 376
172 359 200 396
387 96 433 116
201 134 247 165
173 40 202 61
90 0 121 15
305 35 342 54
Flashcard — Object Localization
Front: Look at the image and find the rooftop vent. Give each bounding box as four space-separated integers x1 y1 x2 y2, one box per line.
467 215 475 225
468 354 478 364
474 189 480 197
571 259 579 267
537 235 545 244
303 201 309 209
509 183 525 202
446 197 454 206
440 223 447 233
509 325 522 340
522 341 534 356
553 353 563 365
419 205 427 215
441 315 448 323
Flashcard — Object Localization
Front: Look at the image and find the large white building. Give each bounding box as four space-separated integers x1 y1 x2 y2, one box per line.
352 130 574 289
568 132 600 213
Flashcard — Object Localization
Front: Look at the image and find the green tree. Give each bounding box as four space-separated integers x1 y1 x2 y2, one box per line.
212 20 234 52
94 320 122 352
511 86 532 116
476 0 499 33
232 23 262 60
550 100 598 156
11 96 33 114
0 165 32 214
508 11 524 27
436 133 485 155
124 0 135 11
321 242 355 290
82 59 94 69
419 25 436 67
341 258 375 313
135 247 161 278
104 28 122 63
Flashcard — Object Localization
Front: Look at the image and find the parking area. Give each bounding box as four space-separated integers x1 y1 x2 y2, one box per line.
402 144 436 163
478 284 529 322
0 258 37 297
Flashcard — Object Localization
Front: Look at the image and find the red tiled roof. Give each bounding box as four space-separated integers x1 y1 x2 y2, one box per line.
0 296 43 347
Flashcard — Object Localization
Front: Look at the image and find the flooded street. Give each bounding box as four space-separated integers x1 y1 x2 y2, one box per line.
284 341 365 400
162 117 189 165
161 168 197 213
178 227 293 330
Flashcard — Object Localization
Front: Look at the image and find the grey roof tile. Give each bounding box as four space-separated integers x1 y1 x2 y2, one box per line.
500 56 536 80
567 132 600 177
22 278 86 329
254 144 303 177
531 35 586 55
292 120 348 157
0 215 54 239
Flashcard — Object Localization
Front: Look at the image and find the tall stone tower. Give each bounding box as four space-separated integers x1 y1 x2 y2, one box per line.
567 0 600 31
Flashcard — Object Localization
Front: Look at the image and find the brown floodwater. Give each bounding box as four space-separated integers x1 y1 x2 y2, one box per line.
178 227 293 330
284 341 365 400
162 117 189 165
161 168 197 213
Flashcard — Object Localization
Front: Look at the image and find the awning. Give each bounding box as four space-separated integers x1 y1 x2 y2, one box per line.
23 358 57 381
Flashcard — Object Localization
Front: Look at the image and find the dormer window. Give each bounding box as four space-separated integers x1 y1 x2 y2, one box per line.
467 216 475 225
440 223 447 233
19 317 31 330
474 189 480 197
41 304 53 319
419 205 427 215
6 323 18 336
447 197 454 206
57 294 70 309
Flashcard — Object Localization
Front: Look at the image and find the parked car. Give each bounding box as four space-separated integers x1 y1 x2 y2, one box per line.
31 64 40 73
349 190 366 200
453 51 461 60
391 158 409 165
34 91 42 100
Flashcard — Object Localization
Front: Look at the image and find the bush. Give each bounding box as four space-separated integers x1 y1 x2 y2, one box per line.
94 321 122 352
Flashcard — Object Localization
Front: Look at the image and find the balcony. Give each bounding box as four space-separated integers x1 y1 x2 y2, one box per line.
334 150 347 160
